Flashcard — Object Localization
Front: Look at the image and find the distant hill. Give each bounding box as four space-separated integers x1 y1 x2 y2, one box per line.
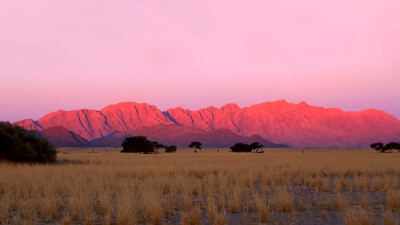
15 100 400 148
111 124 286 148
39 126 90 147
35 124 285 148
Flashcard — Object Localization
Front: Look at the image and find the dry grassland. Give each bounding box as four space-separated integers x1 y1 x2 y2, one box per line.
0 149 400 225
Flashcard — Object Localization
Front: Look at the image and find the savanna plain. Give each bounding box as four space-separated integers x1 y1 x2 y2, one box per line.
1 148 399 225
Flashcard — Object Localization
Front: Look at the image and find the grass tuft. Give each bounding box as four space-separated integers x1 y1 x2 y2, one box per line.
344 207 375 225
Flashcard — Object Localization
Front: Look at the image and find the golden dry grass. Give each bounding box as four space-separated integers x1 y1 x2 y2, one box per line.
387 189 400 210
359 192 369 208
1 149 400 224
336 193 350 212
272 188 293 213
383 210 398 225
252 191 269 222
344 206 375 225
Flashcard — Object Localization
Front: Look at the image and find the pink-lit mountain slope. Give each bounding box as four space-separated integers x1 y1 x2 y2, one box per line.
38 126 90 147
15 100 400 148
16 102 173 141
110 124 285 148
166 100 400 147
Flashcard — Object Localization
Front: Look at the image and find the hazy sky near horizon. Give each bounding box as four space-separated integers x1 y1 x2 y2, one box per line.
1 0 400 122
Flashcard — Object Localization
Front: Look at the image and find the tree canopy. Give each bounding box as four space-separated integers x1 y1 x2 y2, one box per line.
164 145 177 153
371 142 400 153
188 141 202 153
121 136 156 154
230 142 264 153
121 136 175 154
152 141 165 153
0 122 57 163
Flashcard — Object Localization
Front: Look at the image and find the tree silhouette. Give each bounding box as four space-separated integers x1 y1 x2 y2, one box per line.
121 136 158 154
389 142 400 152
370 142 400 153
0 122 56 163
188 141 202 153
164 145 177 153
229 142 264 153
230 143 249 152
383 142 400 152
250 142 264 153
370 142 384 152
152 141 165 154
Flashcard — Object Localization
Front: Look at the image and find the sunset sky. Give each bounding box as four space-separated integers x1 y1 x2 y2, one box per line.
1 0 399 122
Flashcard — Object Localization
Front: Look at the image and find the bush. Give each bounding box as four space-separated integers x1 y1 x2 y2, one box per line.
0 122 57 163
188 141 202 153
164 145 177 153
121 136 160 154
230 143 251 152
229 142 263 153
370 142 400 153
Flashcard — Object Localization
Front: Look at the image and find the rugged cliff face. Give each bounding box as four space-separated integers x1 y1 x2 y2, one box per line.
167 100 400 147
15 100 400 148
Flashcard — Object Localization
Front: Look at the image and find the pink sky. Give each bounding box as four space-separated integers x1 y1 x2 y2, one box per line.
1 0 400 122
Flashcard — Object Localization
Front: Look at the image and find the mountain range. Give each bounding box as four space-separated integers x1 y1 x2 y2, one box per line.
14 100 400 148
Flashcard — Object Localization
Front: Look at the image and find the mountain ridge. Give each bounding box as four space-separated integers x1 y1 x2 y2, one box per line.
14 100 400 148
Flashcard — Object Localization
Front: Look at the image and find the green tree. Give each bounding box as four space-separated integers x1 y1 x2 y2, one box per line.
0 122 56 163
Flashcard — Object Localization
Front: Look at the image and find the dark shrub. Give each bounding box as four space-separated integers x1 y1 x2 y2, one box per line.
152 141 165 154
230 142 264 153
370 142 383 150
385 142 400 151
188 141 202 153
121 136 159 154
250 142 264 153
230 143 250 152
0 122 57 163
371 142 400 153
164 145 177 153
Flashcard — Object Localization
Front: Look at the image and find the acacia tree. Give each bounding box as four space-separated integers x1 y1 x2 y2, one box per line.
371 142 400 153
164 145 177 153
230 143 249 152
229 142 264 153
370 142 385 153
121 136 157 154
188 141 202 153
250 142 264 153
152 141 165 154
386 142 400 152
